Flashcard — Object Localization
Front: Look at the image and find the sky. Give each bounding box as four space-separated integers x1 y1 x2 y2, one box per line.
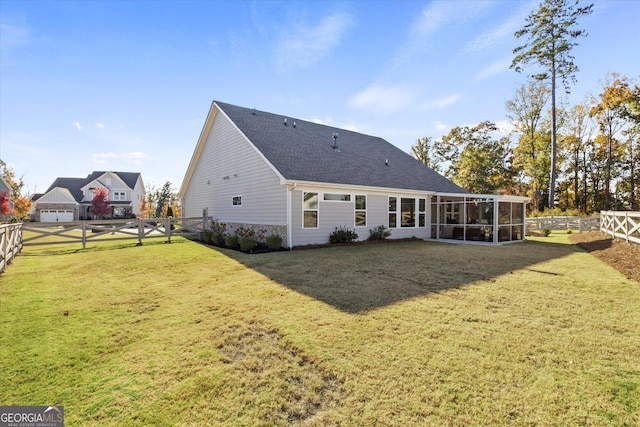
1 0 638 196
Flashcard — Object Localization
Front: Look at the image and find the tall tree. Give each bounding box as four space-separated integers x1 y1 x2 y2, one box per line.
436 121 512 194
560 102 596 211
505 82 551 211
590 74 627 210
411 137 441 171
90 187 111 219
154 181 174 218
511 0 593 209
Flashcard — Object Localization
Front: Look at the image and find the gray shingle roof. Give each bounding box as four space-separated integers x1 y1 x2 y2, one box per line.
44 172 141 203
216 101 466 194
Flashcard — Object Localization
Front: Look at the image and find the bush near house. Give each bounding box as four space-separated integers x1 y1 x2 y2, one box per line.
368 225 392 241
329 226 359 244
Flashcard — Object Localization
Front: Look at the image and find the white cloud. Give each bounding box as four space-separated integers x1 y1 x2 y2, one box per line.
0 20 30 52
349 83 416 115
72 121 82 131
91 152 116 164
95 122 105 128
393 1 493 68
463 19 518 55
91 151 149 166
475 58 511 80
276 10 354 70
432 121 450 132
420 93 462 110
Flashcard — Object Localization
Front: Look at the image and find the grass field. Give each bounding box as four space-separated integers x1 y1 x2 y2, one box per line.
1 234 639 425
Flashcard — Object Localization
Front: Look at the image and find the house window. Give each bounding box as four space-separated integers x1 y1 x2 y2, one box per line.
303 192 318 228
355 195 366 227
324 193 351 201
232 195 242 206
401 198 416 227
113 191 126 201
388 197 397 228
418 198 426 227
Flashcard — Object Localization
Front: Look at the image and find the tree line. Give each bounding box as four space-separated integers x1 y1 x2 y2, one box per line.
411 0 639 214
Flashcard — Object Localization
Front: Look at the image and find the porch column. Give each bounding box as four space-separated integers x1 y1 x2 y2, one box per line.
493 198 498 244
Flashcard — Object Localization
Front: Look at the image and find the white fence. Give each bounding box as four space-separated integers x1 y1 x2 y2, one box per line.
600 211 640 246
23 217 207 249
0 223 23 273
526 216 600 233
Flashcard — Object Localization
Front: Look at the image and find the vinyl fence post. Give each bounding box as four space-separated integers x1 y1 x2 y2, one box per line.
166 217 172 243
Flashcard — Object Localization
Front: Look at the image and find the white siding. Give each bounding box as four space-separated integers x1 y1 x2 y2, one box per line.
183 112 287 224
36 188 76 204
131 175 145 216
290 189 431 246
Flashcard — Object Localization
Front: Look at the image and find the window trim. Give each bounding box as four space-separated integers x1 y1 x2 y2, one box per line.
323 193 351 202
401 197 416 228
303 192 319 229
389 196 397 228
112 191 126 201
355 194 367 227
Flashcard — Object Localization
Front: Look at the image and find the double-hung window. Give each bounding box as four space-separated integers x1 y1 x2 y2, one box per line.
303 192 318 228
113 191 126 201
355 195 366 226
418 198 426 227
389 197 397 228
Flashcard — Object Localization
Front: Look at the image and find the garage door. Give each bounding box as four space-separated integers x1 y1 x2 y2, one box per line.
40 209 74 222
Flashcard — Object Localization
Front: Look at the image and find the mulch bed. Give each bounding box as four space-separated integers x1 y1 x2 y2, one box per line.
569 231 640 283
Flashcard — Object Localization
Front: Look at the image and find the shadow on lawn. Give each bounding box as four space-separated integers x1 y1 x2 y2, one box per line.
225 239 578 314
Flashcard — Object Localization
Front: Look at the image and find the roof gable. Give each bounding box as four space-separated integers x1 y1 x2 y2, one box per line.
214 101 466 194
37 187 78 204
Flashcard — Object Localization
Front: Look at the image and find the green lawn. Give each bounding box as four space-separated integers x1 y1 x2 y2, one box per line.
1 234 639 426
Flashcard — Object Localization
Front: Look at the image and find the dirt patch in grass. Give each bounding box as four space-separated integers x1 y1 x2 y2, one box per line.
569 231 640 283
216 323 343 424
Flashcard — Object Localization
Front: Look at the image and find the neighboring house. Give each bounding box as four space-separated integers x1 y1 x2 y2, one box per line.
179 101 529 247
32 171 145 222
0 175 12 222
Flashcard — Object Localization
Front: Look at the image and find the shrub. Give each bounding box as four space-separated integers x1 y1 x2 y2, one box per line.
224 233 239 248
211 221 227 233
239 236 257 252
211 231 225 246
265 234 283 250
202 230 213 244
368 225 392 241
567 228 573 234
329 226 358 244
542 229 551 237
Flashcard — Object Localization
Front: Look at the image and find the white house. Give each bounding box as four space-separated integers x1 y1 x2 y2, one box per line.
32 171 145 222
179 101 529 247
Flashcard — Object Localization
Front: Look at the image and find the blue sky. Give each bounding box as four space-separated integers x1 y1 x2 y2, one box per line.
1 0 638 196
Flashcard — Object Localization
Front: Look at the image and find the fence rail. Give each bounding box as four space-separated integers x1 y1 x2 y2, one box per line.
600 211 640 246
0 223 23 273
526 216 600 233
22 217 207 248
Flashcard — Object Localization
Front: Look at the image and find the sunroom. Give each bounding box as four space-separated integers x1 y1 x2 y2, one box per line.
431 193 529 243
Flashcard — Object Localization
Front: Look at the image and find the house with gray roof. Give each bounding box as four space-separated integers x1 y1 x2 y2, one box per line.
32 171 145 222
179 101 528 247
